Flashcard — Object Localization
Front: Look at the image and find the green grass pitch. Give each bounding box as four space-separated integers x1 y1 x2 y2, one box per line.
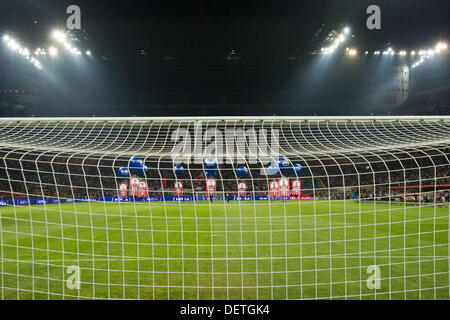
0 200 448 300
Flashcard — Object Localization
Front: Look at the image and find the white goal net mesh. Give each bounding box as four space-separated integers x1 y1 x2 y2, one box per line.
0 116 449 300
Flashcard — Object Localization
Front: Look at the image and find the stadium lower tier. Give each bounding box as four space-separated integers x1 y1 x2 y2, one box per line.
0 196 314 206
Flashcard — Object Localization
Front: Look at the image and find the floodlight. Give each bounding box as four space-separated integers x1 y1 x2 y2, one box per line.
86 50 92 56
343 27 350 34
435 42 448 53
8 40 20 51
49 46 58 56
347 48 357 56
436 42 447 49
52 30 66 42
410 51 416 56
2 34 9 42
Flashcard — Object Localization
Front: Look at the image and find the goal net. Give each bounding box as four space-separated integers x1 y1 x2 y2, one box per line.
0 116 449 300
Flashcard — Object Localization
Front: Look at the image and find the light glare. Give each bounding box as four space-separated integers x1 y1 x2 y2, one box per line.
49 46 58 56
52 30 66 41
347 48 357 56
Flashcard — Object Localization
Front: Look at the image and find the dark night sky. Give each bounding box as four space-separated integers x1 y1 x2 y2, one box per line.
0 1 449 116
1 0 448 55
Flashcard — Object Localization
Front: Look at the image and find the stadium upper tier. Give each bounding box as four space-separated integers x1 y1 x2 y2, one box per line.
0 116 449 158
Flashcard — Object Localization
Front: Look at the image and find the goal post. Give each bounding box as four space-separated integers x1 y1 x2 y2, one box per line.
0 116 449 300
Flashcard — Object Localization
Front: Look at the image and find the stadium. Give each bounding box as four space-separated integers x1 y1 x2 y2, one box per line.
0 1 449 304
